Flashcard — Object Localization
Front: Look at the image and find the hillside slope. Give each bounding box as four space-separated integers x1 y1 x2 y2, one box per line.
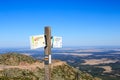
0 53 101 80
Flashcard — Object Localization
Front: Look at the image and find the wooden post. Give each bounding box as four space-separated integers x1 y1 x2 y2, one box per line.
44 27 51 80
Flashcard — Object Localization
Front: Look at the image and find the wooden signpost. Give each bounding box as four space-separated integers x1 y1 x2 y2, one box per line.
30 26 62 80
44 27 51 80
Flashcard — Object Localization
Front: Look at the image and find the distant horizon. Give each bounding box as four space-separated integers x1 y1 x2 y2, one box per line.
0 45 120 49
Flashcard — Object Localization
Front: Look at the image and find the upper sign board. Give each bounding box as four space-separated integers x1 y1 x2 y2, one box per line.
52 37 62 48
30 35 45 49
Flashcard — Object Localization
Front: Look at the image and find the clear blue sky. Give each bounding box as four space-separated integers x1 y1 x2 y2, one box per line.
0 0 120 48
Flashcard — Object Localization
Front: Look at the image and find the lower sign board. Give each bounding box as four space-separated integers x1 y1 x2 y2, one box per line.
30 35 45 49
52 36 62 48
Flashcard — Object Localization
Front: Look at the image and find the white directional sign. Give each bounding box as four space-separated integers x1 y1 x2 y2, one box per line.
52 37 62 48
30 35 45 49
49 55 51 64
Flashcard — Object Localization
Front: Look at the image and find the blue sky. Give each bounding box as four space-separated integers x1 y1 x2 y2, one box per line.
0 0 120 48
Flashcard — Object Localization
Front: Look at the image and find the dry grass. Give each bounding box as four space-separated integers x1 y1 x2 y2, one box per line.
95 66 112 73
82 58 118 65
0 60 66 71
55 53 92 57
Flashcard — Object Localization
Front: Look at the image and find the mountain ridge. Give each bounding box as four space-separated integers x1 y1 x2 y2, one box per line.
0 53 101 80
